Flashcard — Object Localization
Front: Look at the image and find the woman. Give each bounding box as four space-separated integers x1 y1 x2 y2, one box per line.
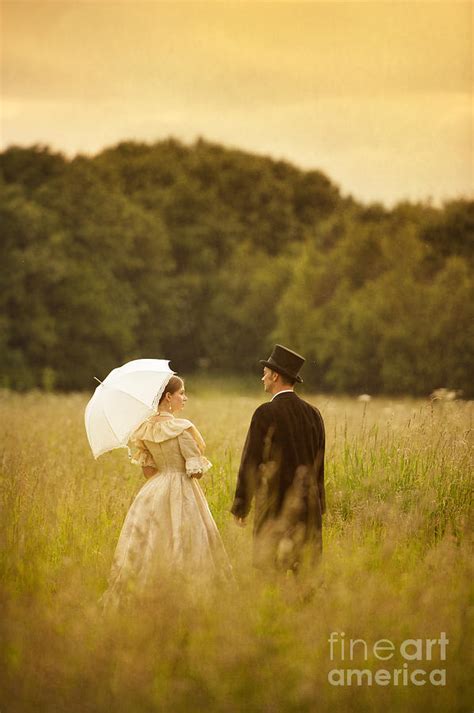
101 375 232 609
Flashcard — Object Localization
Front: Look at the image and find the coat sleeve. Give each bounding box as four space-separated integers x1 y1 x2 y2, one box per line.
231 406 268 518
314 411 326 515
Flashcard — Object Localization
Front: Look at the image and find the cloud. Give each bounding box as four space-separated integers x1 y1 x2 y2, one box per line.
1 0 472 204
3 1 472 104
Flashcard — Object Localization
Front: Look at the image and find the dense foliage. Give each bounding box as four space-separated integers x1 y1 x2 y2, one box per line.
1 140 473 394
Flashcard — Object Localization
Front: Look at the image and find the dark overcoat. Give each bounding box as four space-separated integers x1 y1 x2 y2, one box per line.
231 391 325 570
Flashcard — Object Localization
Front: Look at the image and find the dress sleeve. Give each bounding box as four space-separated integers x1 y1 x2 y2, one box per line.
178 429 212 476
128 438 155 468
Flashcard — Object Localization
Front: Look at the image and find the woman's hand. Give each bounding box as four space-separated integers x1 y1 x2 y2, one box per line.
142 466 158 479
190 471 203 479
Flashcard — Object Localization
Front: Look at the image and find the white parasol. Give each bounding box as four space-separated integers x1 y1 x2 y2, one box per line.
85 358 174 459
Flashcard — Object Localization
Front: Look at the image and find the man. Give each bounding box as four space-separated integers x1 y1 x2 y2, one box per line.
231 344 325 572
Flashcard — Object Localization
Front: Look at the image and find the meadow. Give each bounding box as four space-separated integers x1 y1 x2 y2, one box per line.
0 383 472 712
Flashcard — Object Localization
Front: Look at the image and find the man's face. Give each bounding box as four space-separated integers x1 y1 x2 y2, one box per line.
262 367 277 393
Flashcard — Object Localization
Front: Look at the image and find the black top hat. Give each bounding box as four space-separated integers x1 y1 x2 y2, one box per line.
259 344 305 383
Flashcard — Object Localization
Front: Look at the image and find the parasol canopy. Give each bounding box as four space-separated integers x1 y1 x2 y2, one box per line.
85 358 174 459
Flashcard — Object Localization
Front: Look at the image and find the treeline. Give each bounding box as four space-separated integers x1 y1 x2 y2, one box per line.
1 140 473 395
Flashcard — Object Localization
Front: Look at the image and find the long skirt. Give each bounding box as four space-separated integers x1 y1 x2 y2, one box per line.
100 470 233 609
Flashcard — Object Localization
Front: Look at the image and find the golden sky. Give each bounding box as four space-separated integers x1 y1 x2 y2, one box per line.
1 0 473 205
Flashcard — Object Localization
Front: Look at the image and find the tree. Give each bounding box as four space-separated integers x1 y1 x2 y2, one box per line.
1 139 471 394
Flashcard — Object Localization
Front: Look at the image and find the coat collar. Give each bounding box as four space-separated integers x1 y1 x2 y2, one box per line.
271 390 296 401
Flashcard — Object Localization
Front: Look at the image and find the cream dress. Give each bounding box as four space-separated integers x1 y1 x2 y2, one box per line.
101 413 232 608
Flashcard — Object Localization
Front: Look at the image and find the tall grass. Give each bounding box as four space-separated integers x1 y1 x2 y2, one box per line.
0 387 472 712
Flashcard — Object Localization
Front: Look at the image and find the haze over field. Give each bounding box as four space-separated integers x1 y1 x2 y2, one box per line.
2 0 473 206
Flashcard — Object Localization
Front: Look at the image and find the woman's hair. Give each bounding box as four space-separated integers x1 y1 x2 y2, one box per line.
158 375 184 405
